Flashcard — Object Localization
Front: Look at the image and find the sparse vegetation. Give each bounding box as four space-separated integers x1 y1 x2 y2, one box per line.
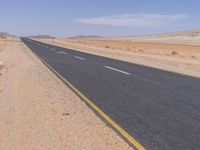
0 61 4 70
192 55 196 59
105 45 110 48
171 51 179 55
126 46 134 51
139 49 144 53
63 112 70 116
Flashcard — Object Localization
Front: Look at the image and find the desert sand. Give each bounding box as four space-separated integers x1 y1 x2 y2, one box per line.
114 29 200 45
35 37 200 78
0 38 132 150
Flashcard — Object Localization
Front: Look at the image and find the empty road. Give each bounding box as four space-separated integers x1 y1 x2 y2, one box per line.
22 38 200 150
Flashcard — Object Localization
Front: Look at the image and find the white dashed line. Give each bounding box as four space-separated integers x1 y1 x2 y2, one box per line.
51 48 56 51
56 51 68 54
74 56 85 60
105 66 130 75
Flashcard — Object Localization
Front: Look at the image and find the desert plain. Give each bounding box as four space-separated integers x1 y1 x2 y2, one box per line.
1 29 200 149
0 36 132 150
35 30 200 78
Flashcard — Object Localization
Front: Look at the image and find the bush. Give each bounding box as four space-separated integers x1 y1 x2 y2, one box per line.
171 51 179 55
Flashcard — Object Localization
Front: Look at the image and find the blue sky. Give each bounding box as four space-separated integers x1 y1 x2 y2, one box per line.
0 0 199 37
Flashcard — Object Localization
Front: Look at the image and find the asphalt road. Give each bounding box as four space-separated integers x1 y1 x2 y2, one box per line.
22 38 200 150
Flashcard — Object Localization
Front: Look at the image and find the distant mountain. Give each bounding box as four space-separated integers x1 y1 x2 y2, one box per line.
29 35 55 39
0 32 16 38
69 35 102 39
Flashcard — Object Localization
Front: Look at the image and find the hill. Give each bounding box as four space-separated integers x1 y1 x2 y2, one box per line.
0 32 16 39
149 29 200 37
69 35 102 39
113 28 200 45
29 35 55 39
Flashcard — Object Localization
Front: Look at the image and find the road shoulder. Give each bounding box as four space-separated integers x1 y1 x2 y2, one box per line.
0 39 132 150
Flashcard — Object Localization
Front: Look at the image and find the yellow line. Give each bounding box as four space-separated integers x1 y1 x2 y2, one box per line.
36 54 146 150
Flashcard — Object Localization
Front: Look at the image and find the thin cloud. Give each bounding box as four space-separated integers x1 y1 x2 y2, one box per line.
75 13 189 28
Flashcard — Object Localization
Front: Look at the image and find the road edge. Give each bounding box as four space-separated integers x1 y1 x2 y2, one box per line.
22 38 146 150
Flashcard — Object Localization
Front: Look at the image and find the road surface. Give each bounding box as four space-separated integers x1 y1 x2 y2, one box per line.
22 38 200 150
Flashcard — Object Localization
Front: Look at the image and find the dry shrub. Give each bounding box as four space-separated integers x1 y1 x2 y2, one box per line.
104 45 110 48
139 49 144 53
171 51 179 55
192 55 196 59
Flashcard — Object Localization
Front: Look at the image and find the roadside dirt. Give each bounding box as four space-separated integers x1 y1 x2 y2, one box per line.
0 39 132 150
36 38 200 78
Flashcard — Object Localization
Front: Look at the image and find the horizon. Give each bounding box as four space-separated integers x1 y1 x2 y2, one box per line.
2 28 200 38
0 0 200 37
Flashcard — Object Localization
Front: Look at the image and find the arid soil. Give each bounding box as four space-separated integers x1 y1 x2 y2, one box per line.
115 29 200 45
36 38 200 78
0 38 132 150
114 36 200 45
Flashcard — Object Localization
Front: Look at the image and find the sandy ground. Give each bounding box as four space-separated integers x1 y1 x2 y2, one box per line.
114 36 200 45
36 38 200 78
0 38 132 150
115 29 200 45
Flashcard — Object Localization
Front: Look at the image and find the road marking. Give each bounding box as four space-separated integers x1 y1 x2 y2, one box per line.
74 56 85 60
51 48 56 51
105 66 130 75
33 54 145 150
56 51 68 54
